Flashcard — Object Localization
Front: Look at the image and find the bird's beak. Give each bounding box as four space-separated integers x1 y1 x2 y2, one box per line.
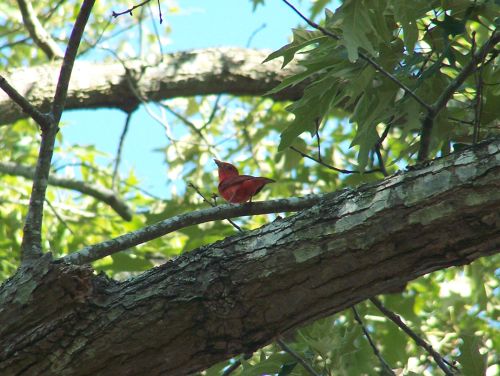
214 159 222 167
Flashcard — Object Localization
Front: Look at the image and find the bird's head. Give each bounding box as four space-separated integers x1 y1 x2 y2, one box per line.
214 159 239 181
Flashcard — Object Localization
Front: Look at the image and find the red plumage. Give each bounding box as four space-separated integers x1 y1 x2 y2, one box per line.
214 159 274 203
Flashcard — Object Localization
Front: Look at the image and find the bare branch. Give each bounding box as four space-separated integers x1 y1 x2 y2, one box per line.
62 195 323 265
281 0 432 113
0 161 132 221
370 297 457 375
20 0 97 262
16 0 64 59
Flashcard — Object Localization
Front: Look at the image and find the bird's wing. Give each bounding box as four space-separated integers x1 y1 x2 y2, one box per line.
218 175 255 191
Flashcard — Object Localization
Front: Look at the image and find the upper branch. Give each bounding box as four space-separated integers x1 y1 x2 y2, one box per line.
0 48 303 126
51 0 96 123
17 0 64 59
20 0 96 262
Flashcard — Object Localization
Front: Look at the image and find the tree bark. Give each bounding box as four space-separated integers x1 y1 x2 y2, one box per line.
0 47 303 126
1 138 499 376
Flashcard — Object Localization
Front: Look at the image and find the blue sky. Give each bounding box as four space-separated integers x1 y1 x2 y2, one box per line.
61 1 320 197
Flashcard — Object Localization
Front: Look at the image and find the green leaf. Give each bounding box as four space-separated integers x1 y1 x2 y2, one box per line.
458 333 487 376
265 60 328 95
277 362 297 376
350 81 397 171
390 0 429 53
338 0 378 61
240 352 293 376
204 360 228 376
263 29 327 68
437 14 466 38
278 75 340 151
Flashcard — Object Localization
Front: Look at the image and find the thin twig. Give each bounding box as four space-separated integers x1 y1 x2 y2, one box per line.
374 148 388 177
374 124 391 177
44 198 75 235
20 0 96 262
17 0 64 59
188 182 243 232
156 0 163 24
112 0 151 19
246 23 267 48
352 306 394 375
472 32 485 144
159 103 213 147
315 118 322 162
112 111 133 189
277 337 320 376
148 2 164 57
370 297 457 375
61 195 323 265
290 146 380 174
281 0 432 113
202 95 222 129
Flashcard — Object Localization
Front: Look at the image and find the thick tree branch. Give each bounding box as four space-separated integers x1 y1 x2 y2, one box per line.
1 139 498 376
20 0 96 262
0 161 132 221
17 0 64 59
62 195 323 265
417 31 500 161
0 48 303 126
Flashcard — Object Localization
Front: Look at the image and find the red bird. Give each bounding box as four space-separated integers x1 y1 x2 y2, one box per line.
214 159 275 203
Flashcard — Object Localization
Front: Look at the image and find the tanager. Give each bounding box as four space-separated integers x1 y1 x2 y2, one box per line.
214 159 274 203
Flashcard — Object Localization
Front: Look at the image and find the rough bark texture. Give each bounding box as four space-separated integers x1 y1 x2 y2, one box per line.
1 139 499 376
0 47 303 126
